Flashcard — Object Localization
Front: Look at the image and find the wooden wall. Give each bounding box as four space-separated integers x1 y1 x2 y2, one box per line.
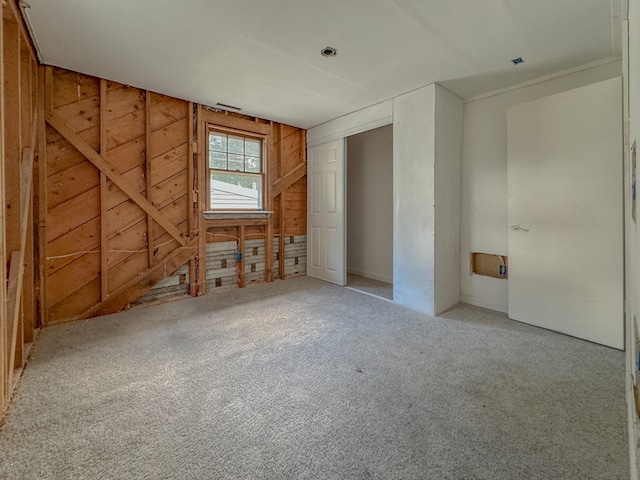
41 70 306 322
1 0 39 414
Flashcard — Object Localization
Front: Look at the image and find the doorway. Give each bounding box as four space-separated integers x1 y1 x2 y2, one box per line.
345 125 393 301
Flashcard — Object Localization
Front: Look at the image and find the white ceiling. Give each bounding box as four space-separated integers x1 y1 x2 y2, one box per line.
22 0 622 129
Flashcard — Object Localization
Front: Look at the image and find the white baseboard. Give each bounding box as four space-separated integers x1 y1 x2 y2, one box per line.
347 268 393 284
459 294 508 314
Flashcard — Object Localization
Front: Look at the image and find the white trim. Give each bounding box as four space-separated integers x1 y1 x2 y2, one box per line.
347 267 392 285
307 100 393 147
464 57 622 104
459 294 508 314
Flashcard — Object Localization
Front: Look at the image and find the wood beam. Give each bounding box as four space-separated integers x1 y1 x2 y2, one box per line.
46 113 187 246
145 91 153 268
99 79 108 301
272 161 306 197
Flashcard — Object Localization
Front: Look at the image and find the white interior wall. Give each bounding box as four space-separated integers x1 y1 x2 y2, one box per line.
393 85 436 314
434 85 463 314
460 60 622 313
346 125 393 283
626 0 640 477
393 84 463 315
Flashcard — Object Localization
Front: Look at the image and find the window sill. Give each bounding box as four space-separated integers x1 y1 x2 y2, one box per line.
203 211 273 221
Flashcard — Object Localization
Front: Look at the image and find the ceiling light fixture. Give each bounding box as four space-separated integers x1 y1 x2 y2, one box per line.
321 46 337 58
511 57 524 65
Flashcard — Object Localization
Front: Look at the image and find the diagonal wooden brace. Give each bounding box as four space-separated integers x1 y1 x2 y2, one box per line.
46 113 187 246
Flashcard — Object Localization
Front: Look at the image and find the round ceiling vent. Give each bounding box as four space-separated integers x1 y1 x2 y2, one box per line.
321 46 337 58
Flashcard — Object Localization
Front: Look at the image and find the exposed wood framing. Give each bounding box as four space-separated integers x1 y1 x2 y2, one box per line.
1 2 39 414
46 114 187 246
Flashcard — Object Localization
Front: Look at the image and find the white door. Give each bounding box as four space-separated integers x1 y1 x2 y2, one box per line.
507 77 623 349
307 139 346 285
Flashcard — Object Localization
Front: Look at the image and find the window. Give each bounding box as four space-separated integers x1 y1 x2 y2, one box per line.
208 129 264 210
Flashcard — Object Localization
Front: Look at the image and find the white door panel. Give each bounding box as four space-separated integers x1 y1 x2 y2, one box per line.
507 77 623 349
307 139 346 285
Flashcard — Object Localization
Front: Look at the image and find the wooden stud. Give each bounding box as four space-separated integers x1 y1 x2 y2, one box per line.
99 79 108 301
272 161 306 197
197 104 207 295
145 91 154 268
46 113 187 246
187 101 196 295
0 5 6 410
36 66 46 329
239 224 245 288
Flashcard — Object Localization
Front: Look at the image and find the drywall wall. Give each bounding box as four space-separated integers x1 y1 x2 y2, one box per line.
393 85 436 314
346 125 393 283
307 100 392 148
626 0 640 477
434 85 463 314
393 84 463 315
460 60 622 313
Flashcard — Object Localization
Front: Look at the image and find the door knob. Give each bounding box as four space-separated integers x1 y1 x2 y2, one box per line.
510 224 530 232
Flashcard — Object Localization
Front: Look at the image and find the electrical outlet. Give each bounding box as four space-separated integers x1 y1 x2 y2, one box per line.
499 265 507 276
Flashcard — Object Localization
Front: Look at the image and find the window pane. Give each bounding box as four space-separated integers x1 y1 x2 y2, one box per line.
228 136 244 154
246 155 260 173
209 133 227 152
210 151 227 169
245 139 260 157
228 154 244 172
211 172 262 209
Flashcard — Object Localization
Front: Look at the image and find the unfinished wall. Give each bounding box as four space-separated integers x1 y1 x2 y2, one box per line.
43 68 196 323
346 125 393 284
1 1 39 414
41 68 307 322
460 60 622 313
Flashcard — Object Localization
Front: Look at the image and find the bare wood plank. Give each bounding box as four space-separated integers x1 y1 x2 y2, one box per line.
272 162 307 197
47 277 101 324
151 95 188 131
54 95 100 133
7 146 34 388
47 252 100 308
47 186 100 242
187 101 196 295
201 109 270 135
6 252 21 388
47 160 99 210
100 78 108 302
0 12 5 408
150 143 188 187
105 85 144 123
46 216 100 276
239 225 245 288
46 114 187 246
72 238 199 321
53 71 99 109
279 195 285 279
145 91 153 268
105 110 145 151
196 104 206 295
37 65 48 332
149 118 188 159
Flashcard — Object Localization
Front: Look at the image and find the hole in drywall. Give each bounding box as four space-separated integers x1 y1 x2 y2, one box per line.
471 252 508 279
511 57 524 65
